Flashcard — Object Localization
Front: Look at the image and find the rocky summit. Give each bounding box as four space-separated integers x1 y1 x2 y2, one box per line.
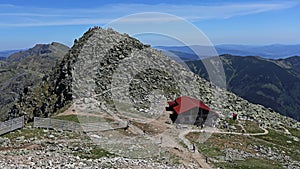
3 27 300 168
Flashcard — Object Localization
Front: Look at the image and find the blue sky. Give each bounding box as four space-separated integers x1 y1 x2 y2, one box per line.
0 0 300 50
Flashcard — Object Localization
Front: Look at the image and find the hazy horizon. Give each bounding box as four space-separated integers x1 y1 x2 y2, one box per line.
0 0 300 50
3 42 300 52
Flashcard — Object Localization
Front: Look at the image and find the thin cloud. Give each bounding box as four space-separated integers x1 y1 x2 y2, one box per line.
0 13 66 17
0 18 112 27
0 4 15 8
0 1 298 27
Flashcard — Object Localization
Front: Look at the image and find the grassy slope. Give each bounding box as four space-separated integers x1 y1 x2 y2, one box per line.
186 120 300 169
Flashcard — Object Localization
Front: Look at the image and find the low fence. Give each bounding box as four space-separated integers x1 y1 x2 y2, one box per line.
0 116 127 135
33 117 126 132
33 117 82 132
0 116 24 135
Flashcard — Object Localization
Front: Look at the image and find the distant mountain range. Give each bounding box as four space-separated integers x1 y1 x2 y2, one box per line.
0 42 69 121
185 54 300 121
3 44 299 61
0 49 23 59
156 44 300 59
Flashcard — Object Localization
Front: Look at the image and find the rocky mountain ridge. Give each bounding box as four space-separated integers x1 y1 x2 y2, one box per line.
10 27 300 130
7 42 69 64
0 42 69 121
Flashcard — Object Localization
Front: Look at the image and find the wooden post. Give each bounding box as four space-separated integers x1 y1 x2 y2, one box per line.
33 117 36 128
49 118 51 129
192 144 196 153
10 118 13 132
21 116 24 128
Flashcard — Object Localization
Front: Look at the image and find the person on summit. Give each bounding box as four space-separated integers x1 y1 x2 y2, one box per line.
124 120 130 130
192 144 196 153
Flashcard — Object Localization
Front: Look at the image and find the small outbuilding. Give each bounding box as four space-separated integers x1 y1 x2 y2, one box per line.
232 113 238 120
167 96 218 126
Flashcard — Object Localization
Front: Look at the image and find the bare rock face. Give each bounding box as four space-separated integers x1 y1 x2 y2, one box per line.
11 27 300 129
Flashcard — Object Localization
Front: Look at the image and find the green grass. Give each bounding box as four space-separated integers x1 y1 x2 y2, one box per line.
89 147 114 158
113 100 139 114
74 146 115 159
4 125 89 141
55 103 72 115
52 115 80 123
4 126 44 140
255 129 300 150
287 127 300 138
215 158 283 169
197 145 224 157
243 120 264 133
186 129 299 169
53 115 107 123
232 124 243 132
255 129 300 161
169 154 182 165
178 141 188 149
187 133 229 157
227 118 238 125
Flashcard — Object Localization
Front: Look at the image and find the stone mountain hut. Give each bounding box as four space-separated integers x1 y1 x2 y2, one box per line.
167 96 218 126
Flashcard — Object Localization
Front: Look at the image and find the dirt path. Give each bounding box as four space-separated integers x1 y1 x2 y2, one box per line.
282 126 291 135
216 126 269 136
178 129 214 169
55 105 271 141
179 126 268 138
175 125 270 169
237 123 246 132
55 104 105 118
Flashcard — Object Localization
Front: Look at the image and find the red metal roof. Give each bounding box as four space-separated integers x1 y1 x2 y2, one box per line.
170 96 210 114
167 101 176 106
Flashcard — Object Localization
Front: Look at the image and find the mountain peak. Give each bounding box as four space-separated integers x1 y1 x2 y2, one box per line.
6 42 69 63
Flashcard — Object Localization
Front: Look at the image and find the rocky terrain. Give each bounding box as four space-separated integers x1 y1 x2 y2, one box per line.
2 27 300 168
0 42 69 121
0 123 179 169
